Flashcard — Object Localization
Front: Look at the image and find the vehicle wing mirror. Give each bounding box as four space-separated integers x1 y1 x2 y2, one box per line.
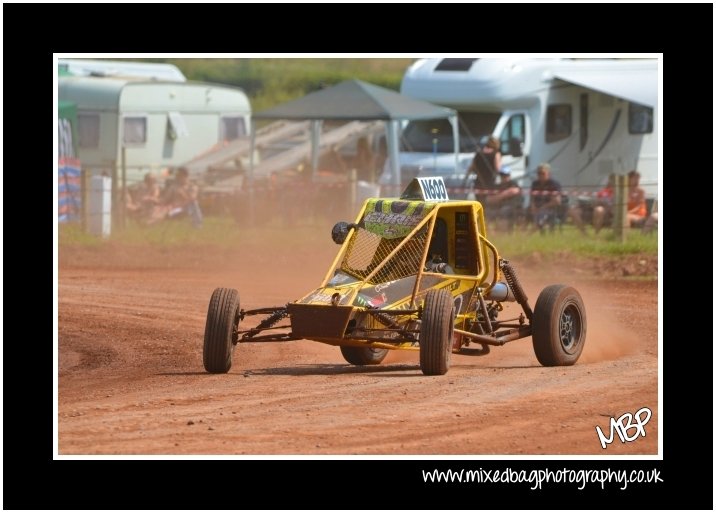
331 222 356 245
509 137 523 157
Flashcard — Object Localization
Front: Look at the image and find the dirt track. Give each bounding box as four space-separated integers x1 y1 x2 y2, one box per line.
58 237 658 455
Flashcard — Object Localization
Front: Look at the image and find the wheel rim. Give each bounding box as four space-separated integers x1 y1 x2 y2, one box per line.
559 302 582 353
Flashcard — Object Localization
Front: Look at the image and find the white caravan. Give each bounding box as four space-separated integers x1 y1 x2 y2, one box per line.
59 76 251 185
381 58 658 199
58 59 187 82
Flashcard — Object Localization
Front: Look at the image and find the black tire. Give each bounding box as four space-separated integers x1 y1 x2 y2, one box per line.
419 289 455 376
340 346 389 366
203 288 240 373
532 285 586 366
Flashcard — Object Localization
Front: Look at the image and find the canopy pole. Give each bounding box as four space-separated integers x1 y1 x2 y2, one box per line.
450 114 460 175
387 120 401 197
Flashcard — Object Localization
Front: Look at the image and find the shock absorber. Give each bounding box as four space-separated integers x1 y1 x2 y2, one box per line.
243 307 289 339
500 259 533 321
368 309 417 341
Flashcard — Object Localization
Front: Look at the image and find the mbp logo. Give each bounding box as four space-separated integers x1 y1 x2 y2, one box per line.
595 407 652 449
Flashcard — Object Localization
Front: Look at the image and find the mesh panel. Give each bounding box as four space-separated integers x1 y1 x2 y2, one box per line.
341 227 428 284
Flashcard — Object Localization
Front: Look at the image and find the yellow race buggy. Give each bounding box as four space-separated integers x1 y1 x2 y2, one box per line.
203 177 586 376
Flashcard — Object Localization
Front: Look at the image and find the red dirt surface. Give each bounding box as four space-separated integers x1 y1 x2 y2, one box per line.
58 239 658 455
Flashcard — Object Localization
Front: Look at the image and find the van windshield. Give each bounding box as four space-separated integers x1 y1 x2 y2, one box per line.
400 112 501 153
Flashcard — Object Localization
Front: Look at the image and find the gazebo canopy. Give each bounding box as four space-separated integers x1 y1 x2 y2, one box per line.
253 79 456 121
251 79 459 193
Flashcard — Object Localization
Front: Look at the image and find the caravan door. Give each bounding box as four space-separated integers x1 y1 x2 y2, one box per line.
494 110 529 181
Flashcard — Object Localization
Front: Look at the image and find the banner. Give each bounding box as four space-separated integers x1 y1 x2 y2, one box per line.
59 157 82 222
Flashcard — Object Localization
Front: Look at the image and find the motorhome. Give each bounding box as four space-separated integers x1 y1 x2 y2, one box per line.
59 75 252 185
381 58 658 198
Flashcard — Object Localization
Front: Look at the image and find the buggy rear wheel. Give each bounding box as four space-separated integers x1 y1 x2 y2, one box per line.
203 288 241 373
340 346 389 366
532 285 586 366
419 289 455 375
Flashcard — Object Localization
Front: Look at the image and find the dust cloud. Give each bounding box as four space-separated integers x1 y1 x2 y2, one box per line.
576 283 643 364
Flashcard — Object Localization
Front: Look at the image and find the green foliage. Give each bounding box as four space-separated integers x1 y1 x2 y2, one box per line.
61 218 657 260
59 217 328 249
489 225 658 258
135 58 414 111
58 223 103 246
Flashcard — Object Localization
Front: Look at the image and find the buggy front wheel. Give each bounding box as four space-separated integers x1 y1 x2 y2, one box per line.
532 285 586 366
203 288 241 373
419 289 455 375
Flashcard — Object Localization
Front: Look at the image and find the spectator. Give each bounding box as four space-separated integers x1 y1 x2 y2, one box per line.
126 172 165 224
484 166 522 232
626 170 648 227
529 163 562 234
570 173 615 234
164 167 203 228
467 135 502 195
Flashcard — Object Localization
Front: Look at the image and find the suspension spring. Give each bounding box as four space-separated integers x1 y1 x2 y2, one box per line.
368 310 416 341
243 307 289 339
500 259 533 321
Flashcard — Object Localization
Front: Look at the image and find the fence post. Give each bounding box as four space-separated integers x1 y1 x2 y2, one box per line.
613 174 628 243
120 147 127 230
111 159 119 233
89 175 112 238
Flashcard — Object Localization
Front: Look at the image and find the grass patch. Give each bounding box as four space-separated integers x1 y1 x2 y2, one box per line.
490 225 658 258
59 217 332 249
61 218 658 259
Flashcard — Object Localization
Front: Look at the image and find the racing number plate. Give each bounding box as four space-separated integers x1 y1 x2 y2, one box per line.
416 177 449 202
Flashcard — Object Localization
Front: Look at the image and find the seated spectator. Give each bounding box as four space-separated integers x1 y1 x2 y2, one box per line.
164 167 203 228
484 166 522 232
529 163 562 234
126 172 166 224
570 173 615 234
626 170 648 227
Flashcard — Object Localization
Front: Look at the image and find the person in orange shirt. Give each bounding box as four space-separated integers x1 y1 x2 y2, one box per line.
626 170 648 226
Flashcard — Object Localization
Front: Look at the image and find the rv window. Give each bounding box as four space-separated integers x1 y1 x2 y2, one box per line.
220 116 246 141
78 113 100 149
628 103 653 134
546 104 572 143
167 111 189 139
123 116 147 145
400 112 500 153
499 115 525 156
